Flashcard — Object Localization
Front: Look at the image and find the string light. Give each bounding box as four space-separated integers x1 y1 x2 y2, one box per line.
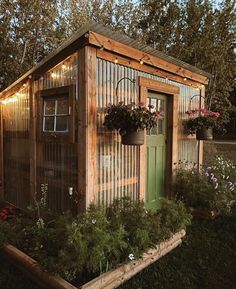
184 77 187 81
62 64 66 70
51 72 56 78
140 59 144 65
114 58 118 64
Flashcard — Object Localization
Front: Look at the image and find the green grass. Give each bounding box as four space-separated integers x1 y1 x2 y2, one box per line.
1 209 236 289
119 209 236 289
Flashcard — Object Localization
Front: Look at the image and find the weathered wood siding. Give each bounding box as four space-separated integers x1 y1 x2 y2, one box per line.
96 58 200 204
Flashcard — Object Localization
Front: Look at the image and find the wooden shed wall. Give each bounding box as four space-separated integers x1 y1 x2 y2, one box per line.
1 48 203 211
33 54 78 211
96 58 200 205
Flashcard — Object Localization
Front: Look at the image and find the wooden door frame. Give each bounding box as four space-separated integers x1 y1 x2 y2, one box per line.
138 77 179 201
0 104 4 200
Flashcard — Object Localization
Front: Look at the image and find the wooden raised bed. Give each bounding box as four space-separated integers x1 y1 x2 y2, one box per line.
2 229 186 289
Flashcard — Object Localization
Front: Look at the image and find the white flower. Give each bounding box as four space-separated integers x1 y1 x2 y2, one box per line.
36 218 45 229
128 253 135 261
92 219 96 224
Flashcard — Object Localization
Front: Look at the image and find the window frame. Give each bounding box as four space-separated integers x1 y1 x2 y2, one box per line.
37 85 75 143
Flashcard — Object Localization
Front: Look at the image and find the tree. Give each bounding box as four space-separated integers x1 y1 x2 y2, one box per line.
138 0 236 128
0 0 64 90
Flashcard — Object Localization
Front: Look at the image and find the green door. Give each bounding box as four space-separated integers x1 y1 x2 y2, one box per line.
146 92 167 210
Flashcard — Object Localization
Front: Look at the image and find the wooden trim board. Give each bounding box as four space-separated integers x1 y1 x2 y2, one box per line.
89 31 208 85
0 104 4 199
2 230 186 289
96 50 202 89
29 80 37 206
78 46 97 212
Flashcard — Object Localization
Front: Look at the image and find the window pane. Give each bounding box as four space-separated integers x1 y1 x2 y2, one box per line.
57 99 68 115
44 116 54 131
157 119 164 134
56 116 68 131
44 100 55 115
157 99 165 115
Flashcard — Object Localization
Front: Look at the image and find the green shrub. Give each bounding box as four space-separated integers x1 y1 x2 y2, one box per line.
174 156 236 215
0 197 191 283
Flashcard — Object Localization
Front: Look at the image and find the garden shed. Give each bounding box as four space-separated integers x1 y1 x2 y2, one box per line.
0 22 211 213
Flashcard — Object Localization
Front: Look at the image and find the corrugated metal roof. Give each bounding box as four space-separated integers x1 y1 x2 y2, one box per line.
0 22 211 95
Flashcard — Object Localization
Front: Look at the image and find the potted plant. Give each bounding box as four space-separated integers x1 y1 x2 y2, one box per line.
184 108 220 140
103 102 160 145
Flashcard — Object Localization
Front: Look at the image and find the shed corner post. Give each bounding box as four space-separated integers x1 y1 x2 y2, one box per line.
29 78 37 206
0 102 4 200
138 77 147 202
198 85 205 169
78 45 97 213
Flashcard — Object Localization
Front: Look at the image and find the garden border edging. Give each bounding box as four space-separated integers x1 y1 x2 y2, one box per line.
2 229 186 289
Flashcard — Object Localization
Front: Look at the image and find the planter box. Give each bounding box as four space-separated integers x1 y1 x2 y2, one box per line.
2 230 186 289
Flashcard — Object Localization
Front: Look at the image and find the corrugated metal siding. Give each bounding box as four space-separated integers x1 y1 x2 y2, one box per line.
96 59 200 204
2 86 30 208
96 60 140 205
34 54 78 211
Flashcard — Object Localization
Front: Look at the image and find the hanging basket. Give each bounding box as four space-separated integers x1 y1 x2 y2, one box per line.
196 127 213 141
121 129 144 145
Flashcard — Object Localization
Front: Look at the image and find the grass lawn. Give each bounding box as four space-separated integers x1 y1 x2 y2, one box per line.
1 208 236 289
119 209 236 289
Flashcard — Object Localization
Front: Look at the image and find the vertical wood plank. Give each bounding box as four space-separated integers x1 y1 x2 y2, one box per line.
29 79 37 205
198 86 205 167
0 104 4 199
139 85 148 201
78 46 97 212
166 93 179 198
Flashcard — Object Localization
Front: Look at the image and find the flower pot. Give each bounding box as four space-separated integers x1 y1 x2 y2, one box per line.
121 129 144 145
196 127 213 141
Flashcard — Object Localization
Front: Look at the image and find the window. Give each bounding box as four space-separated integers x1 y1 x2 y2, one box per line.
43 97 69 132
37 85 75 142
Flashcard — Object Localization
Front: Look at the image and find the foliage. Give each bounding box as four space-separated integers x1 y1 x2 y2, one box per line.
2 208 236 289
0 197 190 283
184 108 221 134
138 0 236 129
174 156 236 214
120 207 236 289
103 102 161 134
0 205 15 221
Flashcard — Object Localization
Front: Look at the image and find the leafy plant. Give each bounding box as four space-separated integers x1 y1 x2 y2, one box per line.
103 102 161 135
0 197 191 283
184 108 220 135
174 157 236 215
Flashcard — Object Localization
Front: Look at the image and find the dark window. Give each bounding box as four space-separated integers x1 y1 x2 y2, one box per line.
43 97 69 132
37 85 75 143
